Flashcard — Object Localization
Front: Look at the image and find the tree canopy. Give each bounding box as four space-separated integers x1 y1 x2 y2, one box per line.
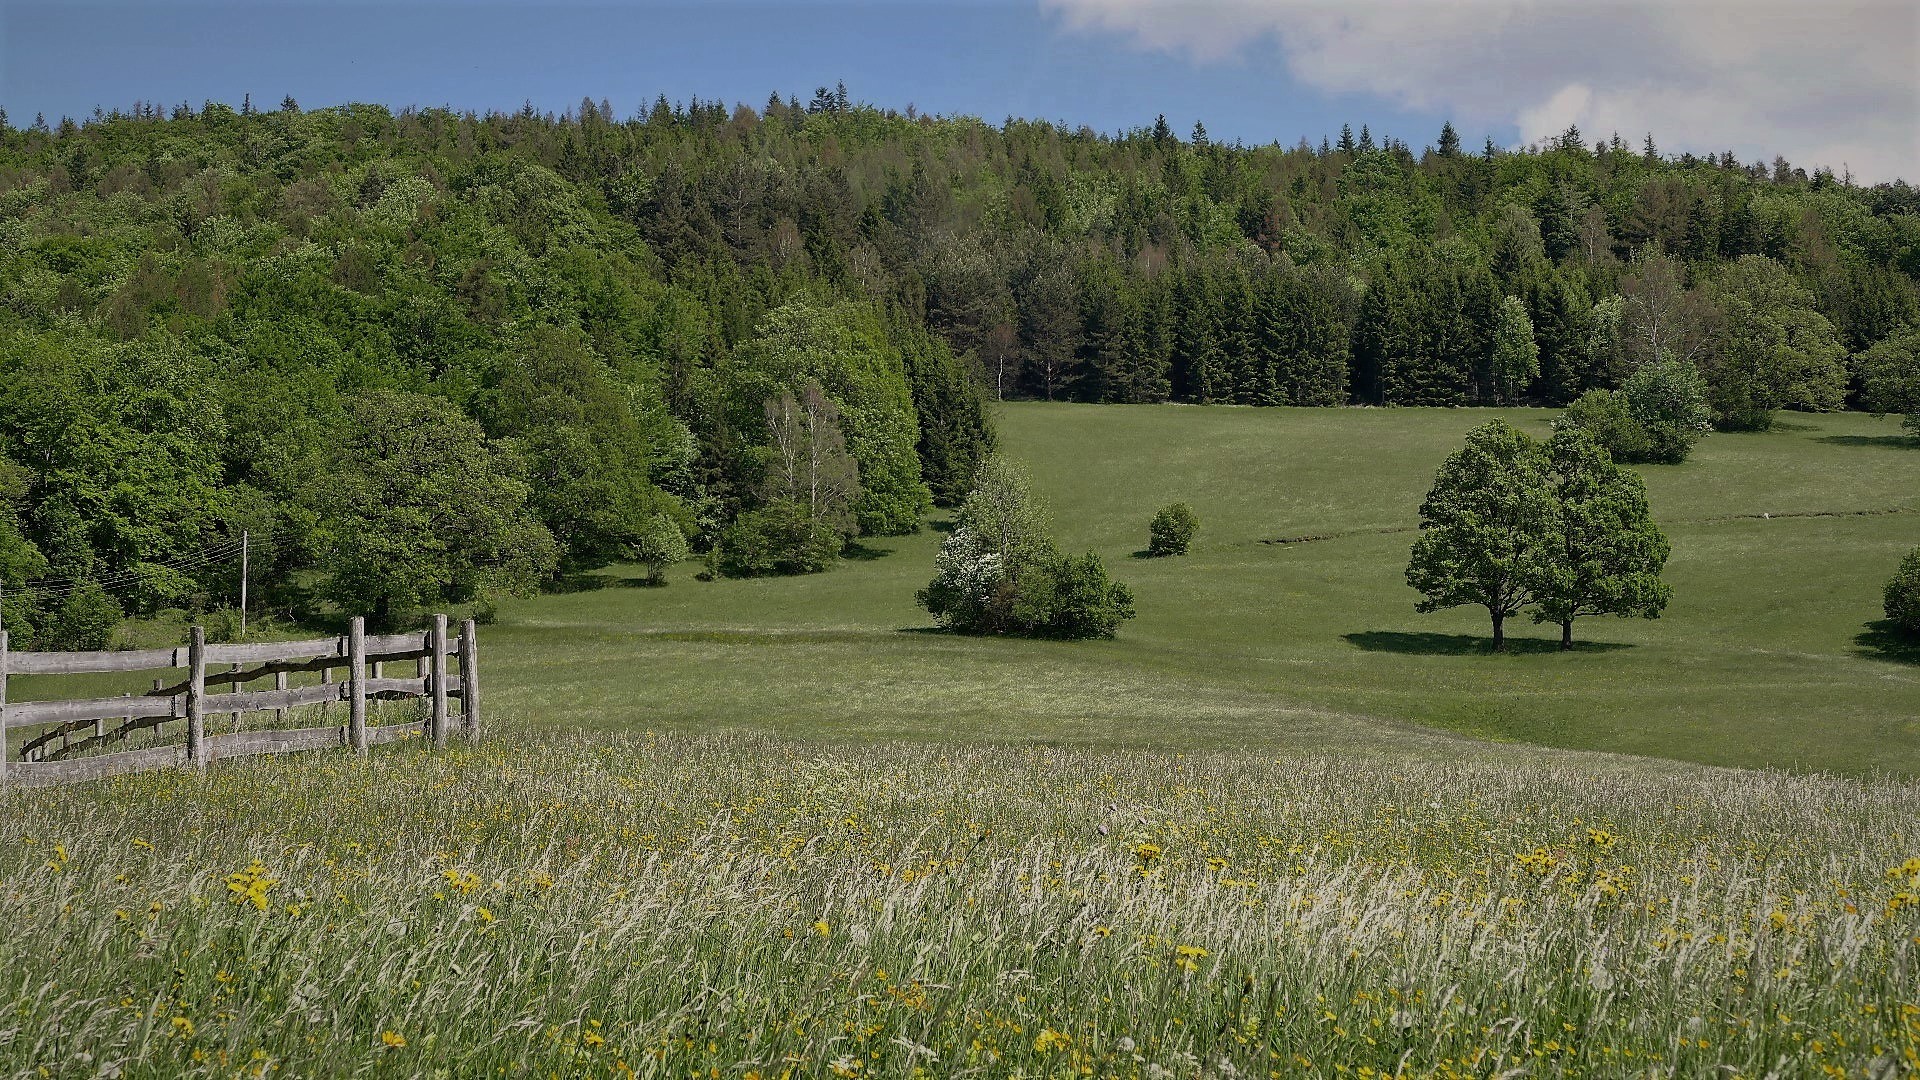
0 95 1910 629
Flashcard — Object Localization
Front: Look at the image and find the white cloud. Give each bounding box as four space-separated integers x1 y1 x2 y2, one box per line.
1040 0 1920 183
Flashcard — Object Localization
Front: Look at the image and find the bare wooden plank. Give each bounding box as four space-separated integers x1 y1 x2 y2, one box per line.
363 632 431 655
43 712 177 760
365 723 423 746
201 637 342 665
429 614 449 749
348 618 366 756
6 695 179 728
365 676 429 696
9 744 188 786
205 725 343 759
458 619 480 742
6 647 183 675
1 629 11 791
186 626 205 771
201 683 343 713
152 652 350 698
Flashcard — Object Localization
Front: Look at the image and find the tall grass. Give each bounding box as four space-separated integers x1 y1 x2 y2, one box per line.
2 728 1915 1077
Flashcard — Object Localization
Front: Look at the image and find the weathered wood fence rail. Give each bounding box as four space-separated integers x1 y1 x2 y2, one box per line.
0 615 479 789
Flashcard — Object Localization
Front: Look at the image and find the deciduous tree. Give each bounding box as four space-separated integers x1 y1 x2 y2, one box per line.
1528 429 1672 648
1407 421 1555 650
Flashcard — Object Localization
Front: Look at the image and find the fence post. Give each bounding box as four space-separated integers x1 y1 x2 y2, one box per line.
1 629 10 791
348 617 367 756
458 619 480 743
273 669 288 727
186 625 206 771
429 614 449 749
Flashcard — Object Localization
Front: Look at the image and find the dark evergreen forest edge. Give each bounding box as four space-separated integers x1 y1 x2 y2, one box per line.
1 89 1917 643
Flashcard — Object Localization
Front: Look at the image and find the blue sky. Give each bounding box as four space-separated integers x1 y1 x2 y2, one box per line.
3 1 1914 181
1 1 1469 150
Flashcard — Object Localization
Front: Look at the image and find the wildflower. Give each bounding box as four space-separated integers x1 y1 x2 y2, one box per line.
171 1017 194 1038
813 920 832 937
828 1056 860 1077
224 862 278 911
476 907 494 923
1585 828 1618 849
1174 944 1208 973
1134 842 1162 863
441 869 481 894
1033 1028 1070 1052
1515 849 1560 876
380 1031 406 1049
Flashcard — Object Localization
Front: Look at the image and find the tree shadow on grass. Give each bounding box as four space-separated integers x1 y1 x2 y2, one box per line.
1342 631 1634 656
1817 435 1917 450
547 572 614 594
842 541 893 562
1855 620 1920 665
610 575 668 589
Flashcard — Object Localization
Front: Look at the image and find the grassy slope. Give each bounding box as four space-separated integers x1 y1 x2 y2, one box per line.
485 404 1920 776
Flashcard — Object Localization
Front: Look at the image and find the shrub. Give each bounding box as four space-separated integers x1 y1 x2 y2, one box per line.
1011 552 1136 639
1558 363 1711 465
1555 390 1648 463
1887 547 1920 637
50 582 122 651
630 512 690 585
918 526 1009 634
717 500 844 578
1622 360 1712 464
202 606 245 643
1146 503 1200 556
919 457 1136 639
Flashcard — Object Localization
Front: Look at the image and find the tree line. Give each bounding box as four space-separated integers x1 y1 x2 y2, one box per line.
0 92 1915 636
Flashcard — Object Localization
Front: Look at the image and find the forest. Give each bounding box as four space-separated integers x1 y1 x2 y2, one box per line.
0 87 1916 641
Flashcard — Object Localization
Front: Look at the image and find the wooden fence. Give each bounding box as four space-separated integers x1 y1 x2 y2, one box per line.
0 615 479 789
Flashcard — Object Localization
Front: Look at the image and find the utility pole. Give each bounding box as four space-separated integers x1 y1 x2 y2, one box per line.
238 530 248 640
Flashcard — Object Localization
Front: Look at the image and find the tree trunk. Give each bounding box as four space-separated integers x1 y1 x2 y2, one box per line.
1560 621 1574 650
1491 611 1506 652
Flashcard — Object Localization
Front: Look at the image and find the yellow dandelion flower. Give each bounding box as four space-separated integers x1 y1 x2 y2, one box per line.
380 1031 406 1048
1033 1028 1070 1052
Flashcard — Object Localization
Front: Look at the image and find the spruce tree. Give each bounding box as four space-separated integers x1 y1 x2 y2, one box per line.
1437 121 1461 157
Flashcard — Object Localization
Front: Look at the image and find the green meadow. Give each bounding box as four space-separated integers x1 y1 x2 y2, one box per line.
485 403 1920 776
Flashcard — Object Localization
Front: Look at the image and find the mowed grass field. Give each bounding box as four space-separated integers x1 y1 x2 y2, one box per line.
487 404 1920 775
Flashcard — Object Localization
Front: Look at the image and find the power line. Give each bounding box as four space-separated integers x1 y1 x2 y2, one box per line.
6 533 274 604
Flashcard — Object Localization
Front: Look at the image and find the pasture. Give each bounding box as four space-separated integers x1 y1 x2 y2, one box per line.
3 403 1916 1077
487 404 1920 775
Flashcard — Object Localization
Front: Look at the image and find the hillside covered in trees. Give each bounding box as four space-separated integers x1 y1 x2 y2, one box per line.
1 90 1916 638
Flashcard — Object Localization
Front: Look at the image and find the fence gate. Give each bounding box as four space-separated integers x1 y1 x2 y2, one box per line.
0 615 479 788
